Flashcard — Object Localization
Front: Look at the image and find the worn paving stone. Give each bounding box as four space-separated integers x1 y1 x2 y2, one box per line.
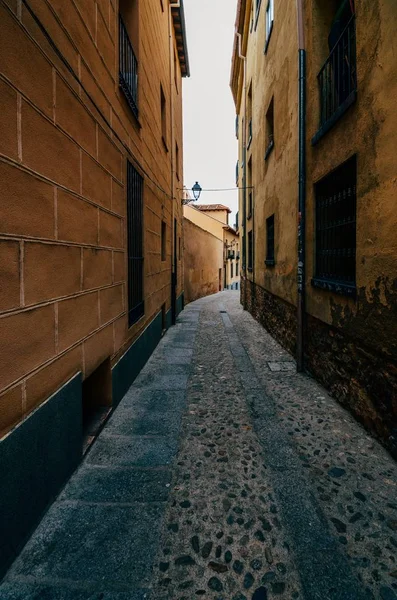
86 434 178 467
2 292 397 600
5 502 164 589
0 583 149 599
60 465 172 504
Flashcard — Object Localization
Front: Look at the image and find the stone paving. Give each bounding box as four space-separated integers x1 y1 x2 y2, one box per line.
1 291 397 600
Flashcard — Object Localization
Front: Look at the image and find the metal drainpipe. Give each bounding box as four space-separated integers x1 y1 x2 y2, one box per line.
236 31 247 309
169 1 179 323
296 0 306 372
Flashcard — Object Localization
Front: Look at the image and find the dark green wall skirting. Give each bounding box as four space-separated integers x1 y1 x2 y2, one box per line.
0 373 82 581
112 312 163 407
166 308 172 330
112 296 184 407
176 292 184 316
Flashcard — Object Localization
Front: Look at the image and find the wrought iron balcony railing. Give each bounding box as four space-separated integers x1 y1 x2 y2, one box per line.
313 15 357 143
119 15 139 119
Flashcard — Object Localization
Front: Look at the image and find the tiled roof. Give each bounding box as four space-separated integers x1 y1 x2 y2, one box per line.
197 204 232 214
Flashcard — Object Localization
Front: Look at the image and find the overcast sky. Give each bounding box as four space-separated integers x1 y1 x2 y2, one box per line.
182 0 239 226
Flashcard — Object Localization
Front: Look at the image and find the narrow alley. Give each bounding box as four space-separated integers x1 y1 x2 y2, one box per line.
1 292 396 600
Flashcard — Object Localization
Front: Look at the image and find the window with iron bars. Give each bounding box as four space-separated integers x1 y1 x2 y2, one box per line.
313 8 357 144
312 155 357 297
127 161 145 325
265 0 274 52
119 15 139 119
265 214 275 266
247 191 253 220
248 230 253 271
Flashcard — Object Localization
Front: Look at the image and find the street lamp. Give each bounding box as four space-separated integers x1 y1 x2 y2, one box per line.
192 181 202 201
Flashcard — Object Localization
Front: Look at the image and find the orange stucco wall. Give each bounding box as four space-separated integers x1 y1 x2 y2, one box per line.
0 0 185 437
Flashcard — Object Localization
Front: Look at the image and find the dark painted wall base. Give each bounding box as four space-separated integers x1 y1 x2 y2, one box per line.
0 294 186 582
176 292 184 317
241 277 296 356
112 294 184 407
0 373 82 581
240 278 397 458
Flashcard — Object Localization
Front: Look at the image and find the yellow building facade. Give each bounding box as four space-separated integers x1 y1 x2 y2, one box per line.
183 203 240 302
0 0 189 576
231 0 397 455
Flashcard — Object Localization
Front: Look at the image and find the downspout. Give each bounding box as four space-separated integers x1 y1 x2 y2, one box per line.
296 0 306 371
169 1 179 323
236 31 247 310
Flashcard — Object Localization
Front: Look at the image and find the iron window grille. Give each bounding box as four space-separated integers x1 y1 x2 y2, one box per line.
161 221 166 261
265 214 275 266
247 191 253 219
265 0 274 52
119 15 138 120
248 231 253 271
127 161 145 326
254 0 262 29
247 119 253 149
313 15 357 144
265 97 275 159
312 155 357 297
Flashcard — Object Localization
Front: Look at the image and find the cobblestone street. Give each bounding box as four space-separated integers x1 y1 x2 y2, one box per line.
1 291 397 600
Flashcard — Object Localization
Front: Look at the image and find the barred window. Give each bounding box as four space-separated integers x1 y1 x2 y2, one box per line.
266 214 275 266
248 230 253 271
313 155 356 296
119 15 138 119
127 161 144 325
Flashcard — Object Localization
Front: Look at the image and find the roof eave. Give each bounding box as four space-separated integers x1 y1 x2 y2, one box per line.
171 0 190 78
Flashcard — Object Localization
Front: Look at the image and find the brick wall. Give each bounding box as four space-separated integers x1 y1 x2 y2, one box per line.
0 0 185 437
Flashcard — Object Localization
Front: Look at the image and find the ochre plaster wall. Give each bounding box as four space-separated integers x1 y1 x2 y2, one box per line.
183 219 223 304
224 229 240 289
0 0 185 437
184 205 225 241
232 0 397 453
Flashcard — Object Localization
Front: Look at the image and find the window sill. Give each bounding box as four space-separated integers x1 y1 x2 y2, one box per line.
311 278 356 298
312 90 357 146
265 258 275 266
162 136 169 152
264 21 274 54
264 139 274 160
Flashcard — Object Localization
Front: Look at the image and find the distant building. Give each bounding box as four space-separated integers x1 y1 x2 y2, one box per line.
231 0 397 454
183 203 240 302
0 0 189 577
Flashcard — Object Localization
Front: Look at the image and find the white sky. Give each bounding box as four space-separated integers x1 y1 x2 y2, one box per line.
182 0 239 226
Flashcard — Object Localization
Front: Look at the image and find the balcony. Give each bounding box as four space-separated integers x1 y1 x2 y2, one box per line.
119 15 139 120
227 250 235 260
312 15 357 145
236 250 240 259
